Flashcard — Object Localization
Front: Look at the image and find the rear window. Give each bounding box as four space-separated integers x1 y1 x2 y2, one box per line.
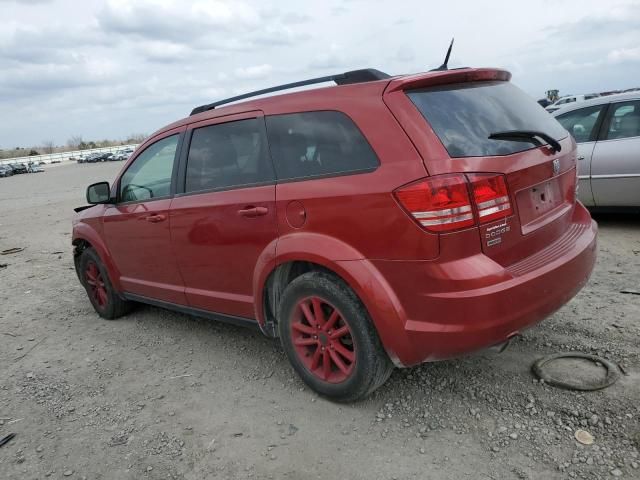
407 81 568 157
265 111 379 181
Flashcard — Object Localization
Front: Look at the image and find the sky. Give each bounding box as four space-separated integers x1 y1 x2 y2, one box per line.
1 0 639 148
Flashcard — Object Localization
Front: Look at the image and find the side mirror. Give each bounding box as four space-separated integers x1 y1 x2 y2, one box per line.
86 182 111 204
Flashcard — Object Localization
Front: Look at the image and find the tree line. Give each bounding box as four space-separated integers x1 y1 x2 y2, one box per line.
0 134 147 160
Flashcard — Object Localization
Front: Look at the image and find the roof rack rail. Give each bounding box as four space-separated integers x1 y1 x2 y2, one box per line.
190 68 390 116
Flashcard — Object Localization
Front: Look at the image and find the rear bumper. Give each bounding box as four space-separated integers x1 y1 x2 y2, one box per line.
367 203 597 366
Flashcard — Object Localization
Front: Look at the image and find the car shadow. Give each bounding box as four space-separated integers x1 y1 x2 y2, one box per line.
589 210 640 228
128 302 531 399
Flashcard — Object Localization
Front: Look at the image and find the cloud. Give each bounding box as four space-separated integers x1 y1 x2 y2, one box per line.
98 0 260 42
234 64 273 79
136 41 192 64
0 59 117 99
253 24 309 46
394 47 416 63
507 1 640 95
541 7 640 55
280 11 310 24
331 6 349 16
2 0 640 148
0 0 52 4
96 0 307 58
0 24 108 64
608 46 640 63
308 44 368 71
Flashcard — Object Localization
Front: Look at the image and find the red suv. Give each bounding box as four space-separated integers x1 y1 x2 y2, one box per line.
73 67 597 401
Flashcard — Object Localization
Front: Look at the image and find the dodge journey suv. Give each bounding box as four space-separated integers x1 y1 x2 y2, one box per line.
72 67 597 401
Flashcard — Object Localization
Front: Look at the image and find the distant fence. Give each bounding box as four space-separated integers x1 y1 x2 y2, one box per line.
0 144 140 166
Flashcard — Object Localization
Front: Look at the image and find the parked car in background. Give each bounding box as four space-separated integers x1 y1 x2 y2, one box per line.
90 152 114 162
554 91 640 208
73 66 596 401
27 162 44 173
0 165 14 177
51 159 61 164
113 151 129 161
546 94 600 113
11 162 28 174
84 153 102 163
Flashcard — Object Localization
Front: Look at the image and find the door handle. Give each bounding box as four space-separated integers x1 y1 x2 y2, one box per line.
145 214 167 223
238 206 268 218
577 155 585 161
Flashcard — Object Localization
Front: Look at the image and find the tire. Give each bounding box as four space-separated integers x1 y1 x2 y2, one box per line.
78 247 132 320
278 271 393 402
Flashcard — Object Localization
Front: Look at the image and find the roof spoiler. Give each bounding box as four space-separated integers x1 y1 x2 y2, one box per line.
385 68 511 93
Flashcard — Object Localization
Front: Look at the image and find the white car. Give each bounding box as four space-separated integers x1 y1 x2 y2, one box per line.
27 163 45 173
553 92 640 208
546 94 600 113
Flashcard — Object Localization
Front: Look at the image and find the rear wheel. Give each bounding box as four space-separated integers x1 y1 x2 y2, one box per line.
79 247 131 319
278 271 393 402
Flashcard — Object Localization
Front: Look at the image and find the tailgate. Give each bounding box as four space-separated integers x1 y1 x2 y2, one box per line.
383 72 578 266
476 153 577 266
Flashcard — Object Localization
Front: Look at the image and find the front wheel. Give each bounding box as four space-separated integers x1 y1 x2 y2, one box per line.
78 247 132 320
278 271 393 402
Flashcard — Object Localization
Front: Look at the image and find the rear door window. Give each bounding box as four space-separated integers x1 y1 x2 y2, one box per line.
185 118 274 193
556 105 606 143
603 101 640 140
407 81 568 157
265 111 379 180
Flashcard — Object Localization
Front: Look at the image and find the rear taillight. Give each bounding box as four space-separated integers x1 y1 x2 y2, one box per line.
393 174 474 232
394 173 512 233
467 173 513 224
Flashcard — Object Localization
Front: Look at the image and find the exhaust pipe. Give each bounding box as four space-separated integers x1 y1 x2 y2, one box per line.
488 333 521 353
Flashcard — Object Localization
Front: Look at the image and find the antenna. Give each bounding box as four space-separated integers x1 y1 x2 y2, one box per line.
432 38 454 71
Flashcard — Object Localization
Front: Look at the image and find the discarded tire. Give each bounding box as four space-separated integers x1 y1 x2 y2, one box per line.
532 353 621 391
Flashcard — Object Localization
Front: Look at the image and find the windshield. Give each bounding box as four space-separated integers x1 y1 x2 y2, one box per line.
407 81 568 157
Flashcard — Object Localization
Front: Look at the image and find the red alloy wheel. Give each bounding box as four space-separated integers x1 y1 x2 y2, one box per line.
85 261 108 308
290 296 356 383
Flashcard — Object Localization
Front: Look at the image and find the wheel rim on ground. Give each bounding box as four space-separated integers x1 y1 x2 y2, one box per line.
85 261 108 308
290 296 356 383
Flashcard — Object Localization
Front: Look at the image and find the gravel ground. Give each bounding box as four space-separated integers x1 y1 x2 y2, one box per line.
0 162 638 480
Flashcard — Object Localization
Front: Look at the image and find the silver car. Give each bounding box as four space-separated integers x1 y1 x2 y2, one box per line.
553 92 640 208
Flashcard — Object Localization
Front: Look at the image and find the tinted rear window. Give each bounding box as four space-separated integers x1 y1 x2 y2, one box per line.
265 111 379 180
407 81 568 157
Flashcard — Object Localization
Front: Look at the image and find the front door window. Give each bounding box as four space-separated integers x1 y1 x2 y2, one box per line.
120 135 179 202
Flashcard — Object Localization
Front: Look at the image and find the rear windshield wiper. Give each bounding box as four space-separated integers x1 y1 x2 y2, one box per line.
488 130 561 153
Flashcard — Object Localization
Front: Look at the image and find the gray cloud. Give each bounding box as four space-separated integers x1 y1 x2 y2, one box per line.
97 0 260 42
544 13 640 40
0 0 52 4
1 0 640 147
0 26 109 64
0 58 118 97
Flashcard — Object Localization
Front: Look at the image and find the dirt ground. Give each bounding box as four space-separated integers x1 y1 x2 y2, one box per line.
1 162 639 480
